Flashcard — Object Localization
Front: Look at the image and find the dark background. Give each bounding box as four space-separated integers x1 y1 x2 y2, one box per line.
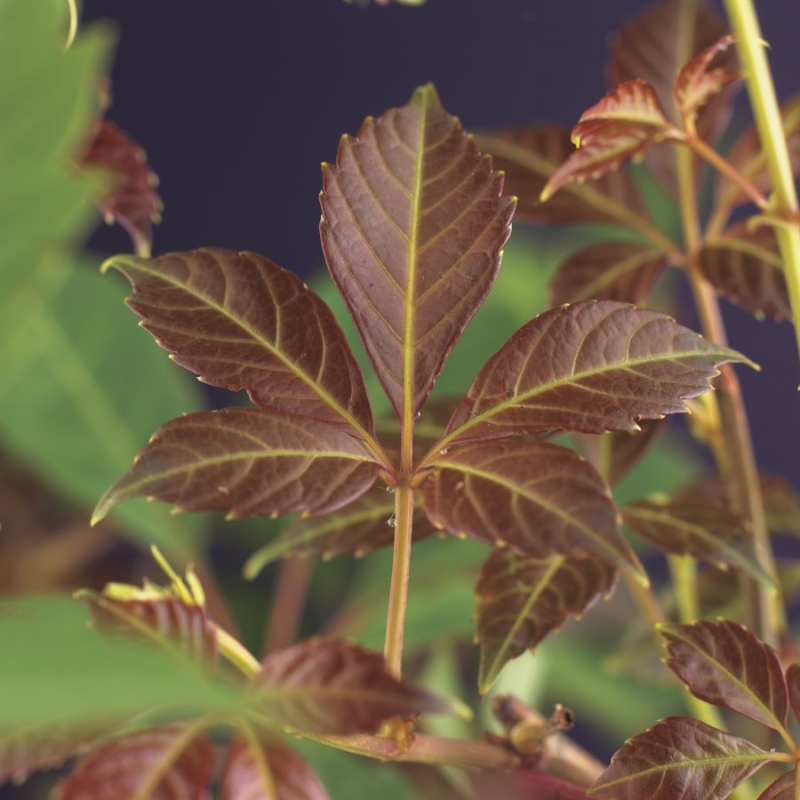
81 0 800 485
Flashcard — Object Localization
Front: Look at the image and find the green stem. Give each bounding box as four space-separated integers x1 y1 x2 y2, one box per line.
723 0 800 355
668 555 699 623
383 479 415 677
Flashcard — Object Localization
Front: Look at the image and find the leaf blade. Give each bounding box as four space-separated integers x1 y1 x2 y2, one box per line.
320 83 516 419
673 35 740 122
700 226 792 322
549 241 667 306
588 717 771 799
93 408 379 524
55 723 213 800
443 301 752 446
422 439 645 582
251 638 449 734
102 248 375 439
622 499 776 591
221 729 329 800
660 620 789 734
476 550 617 693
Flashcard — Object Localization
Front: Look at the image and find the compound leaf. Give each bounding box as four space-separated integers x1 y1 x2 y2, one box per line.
542 80 674 201
660 620 789 733
55 723 213 800
423 439 645 582
244 485 433 578
476 549 617 693
221 729 329 800
673 35 739 122
250 638 449 734
93 408 378 524
549 241 668 306
699 226 791 322
320 83 515 421
622 499 776 591
443 301 752 446
103 248 375 438
476 125 645 225
82 118 163 255
588 717 772 799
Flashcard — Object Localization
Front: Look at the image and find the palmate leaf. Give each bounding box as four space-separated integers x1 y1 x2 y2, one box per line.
102 248 375 439
54 723 214 800
673 35 740 122
660 621 789 733
476 125 645 225
588 717 773 799
422 439 645 581
243 485 434 578
608 0 736 194
700 226 791 322
622 499 776 591
320 83 516 421
250 638 449 734
549 241 668 306
92 408 378 524
221 730 329 800
442 301 752 447
475 549 617 693
541 81 675 202
82 118 163 255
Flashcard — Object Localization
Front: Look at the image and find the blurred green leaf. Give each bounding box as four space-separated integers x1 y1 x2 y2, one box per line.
0 597 238 728
0 263 205 557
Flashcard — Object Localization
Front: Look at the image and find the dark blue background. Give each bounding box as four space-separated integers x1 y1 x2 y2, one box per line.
81 0 800 487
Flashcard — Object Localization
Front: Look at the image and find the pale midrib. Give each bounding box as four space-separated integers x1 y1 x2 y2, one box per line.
113 448 373 501
484 554 565 688
402 92 429 440
665 628 785 734
444 346 734 445
709 237 784 269
239 720 279 796
594 751 776 791
433 460 626 567
107 259 383 461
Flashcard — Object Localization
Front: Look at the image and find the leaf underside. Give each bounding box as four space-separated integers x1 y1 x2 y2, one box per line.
81 118 163 254
55 723 213 800
787 663 800 725
608 0 736 195
244 484 433 578
221 731 329 800
92 408 378 524
542 80 672 201
320 83 516 420
660 620 789 732
103 248 374 435
700 226 792 323
549 241 668 306
251 638 449 734
444 300 751 445
475 549 617 693
476 125 645 225
423 438 644 580
589 717 770 800
622 499 776 591
673 35 739 121
80 593 218 666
